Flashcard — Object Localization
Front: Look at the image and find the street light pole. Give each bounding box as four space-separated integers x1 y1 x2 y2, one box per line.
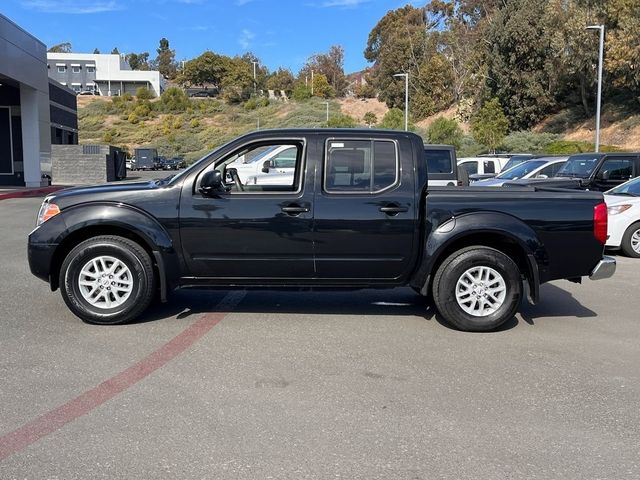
252 61 258 95
322 101 329 122
587 25 605 152
311 70 314 96
393 73 409 131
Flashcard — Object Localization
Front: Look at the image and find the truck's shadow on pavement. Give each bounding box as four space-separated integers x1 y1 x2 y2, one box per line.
136 283 597 331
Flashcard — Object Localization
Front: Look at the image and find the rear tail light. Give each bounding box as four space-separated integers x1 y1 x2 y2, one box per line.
593 202 608 244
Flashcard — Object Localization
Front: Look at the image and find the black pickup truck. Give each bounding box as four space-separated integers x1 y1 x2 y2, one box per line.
28 129 615 332
505 152 640 191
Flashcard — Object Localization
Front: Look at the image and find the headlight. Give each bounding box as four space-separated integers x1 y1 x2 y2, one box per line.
607 204 632 216
36 199 61 226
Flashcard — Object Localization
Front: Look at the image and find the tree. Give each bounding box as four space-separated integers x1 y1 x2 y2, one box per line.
380 108 405 130
426 117 464 149
312 73 335 98
154 38 177 79
266 68 295 92
363 111 378 128
93 48 100 54
48 42 72 53
111 47 120 55
180 51 228 87
471 98 509 152
302 45 348 96
606 0 640 103
486 0 555 129
126 52 150 71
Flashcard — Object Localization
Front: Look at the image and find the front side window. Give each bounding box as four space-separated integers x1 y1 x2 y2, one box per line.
324 139 398 193
205 141 303 193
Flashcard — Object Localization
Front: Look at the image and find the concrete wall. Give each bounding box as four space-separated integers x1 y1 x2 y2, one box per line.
51 144 121 185
0 14 51 187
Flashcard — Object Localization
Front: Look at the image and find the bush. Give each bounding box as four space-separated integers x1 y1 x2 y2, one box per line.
500 131 561 153
244 97 258 110
543 140 624 154
133 103 151 118
380 108 405 130
326 113 357 128
127 112 140 124
190 119 200 128
426 117 463 149
135 87 154 100
363 111 378 127
158 87 190 113
292 84 312 101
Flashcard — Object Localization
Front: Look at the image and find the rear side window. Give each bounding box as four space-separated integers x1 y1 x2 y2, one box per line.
484 160 496 174
600 158 634 181
324 139 398 193
460 161 478 175
425 149 453 174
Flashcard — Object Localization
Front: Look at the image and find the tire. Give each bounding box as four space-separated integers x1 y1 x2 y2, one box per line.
59 235 156 325
621 222 640 258
432 246 522 332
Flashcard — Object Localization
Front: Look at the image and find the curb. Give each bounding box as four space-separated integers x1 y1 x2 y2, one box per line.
0 186 65 201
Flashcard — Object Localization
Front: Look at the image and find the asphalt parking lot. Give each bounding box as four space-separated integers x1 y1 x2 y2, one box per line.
1 196 639 479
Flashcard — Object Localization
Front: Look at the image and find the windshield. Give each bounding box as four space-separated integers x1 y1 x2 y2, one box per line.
556 155 600 178
496 160 547 180
501 155 530 171
608 176 640 196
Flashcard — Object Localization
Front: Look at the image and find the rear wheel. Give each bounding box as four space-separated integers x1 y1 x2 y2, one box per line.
59 235 156 325
432 246 522 332
621 222 640 258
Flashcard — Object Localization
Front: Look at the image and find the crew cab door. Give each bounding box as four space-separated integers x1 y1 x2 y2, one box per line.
178 138 314 280
592 155 637 191
312 137 417 281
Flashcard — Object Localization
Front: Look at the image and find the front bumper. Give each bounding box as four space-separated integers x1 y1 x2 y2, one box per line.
589 256 616 281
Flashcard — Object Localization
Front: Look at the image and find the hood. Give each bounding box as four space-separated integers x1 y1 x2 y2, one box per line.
470 177 505 187
604 193 640 206
45 179 166 209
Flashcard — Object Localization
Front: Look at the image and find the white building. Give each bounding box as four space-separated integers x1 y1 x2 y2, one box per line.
46 53 164 97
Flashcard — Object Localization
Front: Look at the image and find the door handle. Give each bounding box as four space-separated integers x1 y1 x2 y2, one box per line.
281 205 309 215
379 204 408 215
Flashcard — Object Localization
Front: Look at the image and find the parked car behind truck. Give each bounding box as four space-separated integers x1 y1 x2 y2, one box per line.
505 152 640 191
29 129 615 332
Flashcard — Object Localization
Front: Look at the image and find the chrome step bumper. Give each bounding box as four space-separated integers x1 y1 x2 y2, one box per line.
589 256 616 281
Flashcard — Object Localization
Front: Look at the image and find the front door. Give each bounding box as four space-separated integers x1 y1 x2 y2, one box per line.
179 139 315 280
312 137 417 282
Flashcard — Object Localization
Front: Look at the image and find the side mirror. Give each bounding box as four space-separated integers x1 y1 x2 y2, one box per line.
597 170 610 181
199 170 229 196
262 159 273 174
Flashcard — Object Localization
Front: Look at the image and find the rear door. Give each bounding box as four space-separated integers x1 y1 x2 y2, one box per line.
592 155 636 191
312 136 417 281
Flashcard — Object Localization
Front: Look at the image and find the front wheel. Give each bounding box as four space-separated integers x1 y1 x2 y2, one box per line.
432 246 522 332
621 222 640 258
59 235 156 325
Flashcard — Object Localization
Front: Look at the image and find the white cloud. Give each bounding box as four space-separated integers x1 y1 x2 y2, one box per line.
320 0 369 7
21 0 123 13
238 29 255 49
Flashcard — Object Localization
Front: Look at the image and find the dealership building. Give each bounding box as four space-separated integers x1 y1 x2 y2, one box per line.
0 14 78 187
47 53 164 97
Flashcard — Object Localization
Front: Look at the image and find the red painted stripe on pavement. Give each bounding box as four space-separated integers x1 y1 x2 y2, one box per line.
0 186 65 201
0 312 226 461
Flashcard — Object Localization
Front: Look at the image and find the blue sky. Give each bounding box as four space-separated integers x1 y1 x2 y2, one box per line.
3 0 424 73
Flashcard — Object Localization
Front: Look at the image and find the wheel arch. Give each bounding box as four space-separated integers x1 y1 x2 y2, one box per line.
49 204 177 295
412 212 545 303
